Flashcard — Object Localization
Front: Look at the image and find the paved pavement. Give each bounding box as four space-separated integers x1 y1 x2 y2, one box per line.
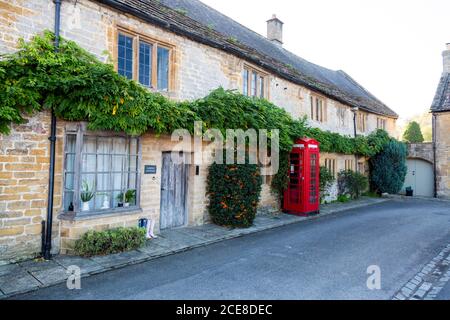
9 198 450 300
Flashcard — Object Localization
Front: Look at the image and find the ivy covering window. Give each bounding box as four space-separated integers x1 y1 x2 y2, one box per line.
63 131 140 215
243 66 266 98
117 29 172 91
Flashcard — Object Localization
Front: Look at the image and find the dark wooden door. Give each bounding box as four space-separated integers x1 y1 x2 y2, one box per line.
160 152 189 229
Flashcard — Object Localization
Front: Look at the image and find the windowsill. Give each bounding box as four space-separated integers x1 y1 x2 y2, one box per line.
58 207 143 222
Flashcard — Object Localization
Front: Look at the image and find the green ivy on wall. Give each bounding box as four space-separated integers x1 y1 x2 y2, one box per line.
0 31 397 196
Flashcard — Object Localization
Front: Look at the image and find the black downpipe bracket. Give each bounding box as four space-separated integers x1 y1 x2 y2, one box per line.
43 0 62 260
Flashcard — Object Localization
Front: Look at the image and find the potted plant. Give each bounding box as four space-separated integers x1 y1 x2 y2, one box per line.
124 189 136 207
117 189 136 208
80 180 95 212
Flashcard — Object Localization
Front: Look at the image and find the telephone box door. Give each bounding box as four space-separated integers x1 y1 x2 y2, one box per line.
283 138 320 215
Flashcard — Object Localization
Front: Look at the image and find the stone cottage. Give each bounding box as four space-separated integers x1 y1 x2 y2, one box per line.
431 43 450 199
0 0 398 264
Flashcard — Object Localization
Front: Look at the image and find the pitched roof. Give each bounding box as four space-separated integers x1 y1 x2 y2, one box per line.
431 73 450 112
97 0 398 118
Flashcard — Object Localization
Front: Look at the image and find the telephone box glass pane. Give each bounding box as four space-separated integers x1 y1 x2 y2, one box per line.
310 154 317 204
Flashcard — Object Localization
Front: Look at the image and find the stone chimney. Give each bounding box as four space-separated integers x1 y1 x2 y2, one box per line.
443 43 450 73
267 14 283 46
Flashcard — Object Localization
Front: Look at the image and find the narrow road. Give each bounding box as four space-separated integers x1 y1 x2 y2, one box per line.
15 199 450 300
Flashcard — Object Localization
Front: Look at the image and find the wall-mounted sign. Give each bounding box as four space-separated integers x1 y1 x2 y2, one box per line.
144 165 157 175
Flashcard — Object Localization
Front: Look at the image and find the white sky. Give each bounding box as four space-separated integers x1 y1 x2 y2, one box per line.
200 0 450 119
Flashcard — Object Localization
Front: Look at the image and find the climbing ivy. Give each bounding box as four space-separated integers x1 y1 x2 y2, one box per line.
1 31 396 195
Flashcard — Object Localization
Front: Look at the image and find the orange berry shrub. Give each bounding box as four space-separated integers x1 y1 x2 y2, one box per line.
206 157 262 228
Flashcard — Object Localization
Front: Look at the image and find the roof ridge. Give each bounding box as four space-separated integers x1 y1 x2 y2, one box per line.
337 70 386 106
180 0 339 75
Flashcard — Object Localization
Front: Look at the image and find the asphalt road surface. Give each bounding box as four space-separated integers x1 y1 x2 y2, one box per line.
14 199 450 300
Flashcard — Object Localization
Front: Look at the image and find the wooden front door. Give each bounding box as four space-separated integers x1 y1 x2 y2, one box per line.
160 152 189 229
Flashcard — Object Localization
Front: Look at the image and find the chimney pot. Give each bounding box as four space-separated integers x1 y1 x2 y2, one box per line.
267 14 283 46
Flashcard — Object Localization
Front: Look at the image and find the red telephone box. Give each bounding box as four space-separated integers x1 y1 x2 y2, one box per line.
283 137 320 216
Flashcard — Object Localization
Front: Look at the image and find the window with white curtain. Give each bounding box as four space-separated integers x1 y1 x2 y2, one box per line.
63 130 140 215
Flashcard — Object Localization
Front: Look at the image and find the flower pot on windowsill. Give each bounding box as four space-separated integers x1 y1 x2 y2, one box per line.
80 180 95 212
82 202 90 212
124 203 130 208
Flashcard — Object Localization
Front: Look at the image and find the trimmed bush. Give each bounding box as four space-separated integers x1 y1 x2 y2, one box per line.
207 161 262 228
370 141 407 194
337 170 369 199
74 227 146 257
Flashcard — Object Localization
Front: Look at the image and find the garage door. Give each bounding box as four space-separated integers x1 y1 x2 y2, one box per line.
402 159 434 197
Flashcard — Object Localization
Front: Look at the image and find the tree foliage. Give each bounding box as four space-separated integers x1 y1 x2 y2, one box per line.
370 141 407 194
402 121 424 143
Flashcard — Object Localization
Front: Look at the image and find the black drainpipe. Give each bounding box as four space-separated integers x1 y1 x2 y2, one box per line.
432 112 438 198
42 0 62 260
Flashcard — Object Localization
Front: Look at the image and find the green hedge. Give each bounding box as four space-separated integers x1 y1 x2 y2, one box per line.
207 160 262 228
74 227 146 257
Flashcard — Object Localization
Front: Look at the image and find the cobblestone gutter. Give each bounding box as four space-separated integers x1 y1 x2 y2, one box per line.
393 244 450 300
